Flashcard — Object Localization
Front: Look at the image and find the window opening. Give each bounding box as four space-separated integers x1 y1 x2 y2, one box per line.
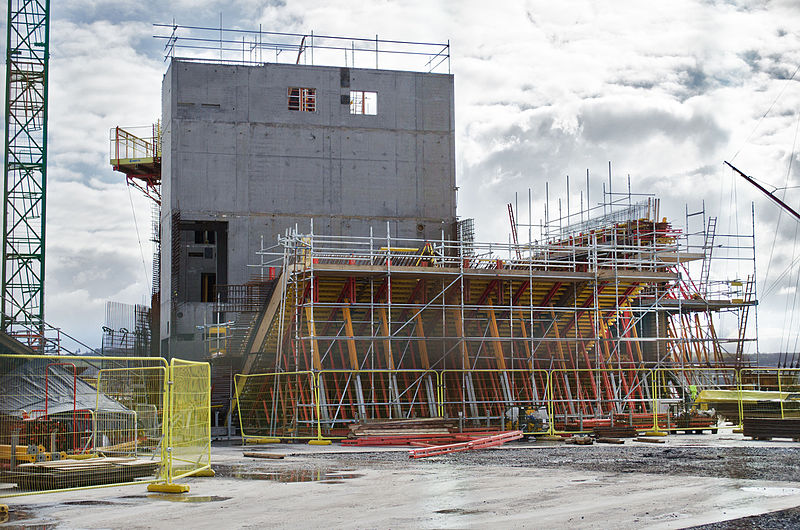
288 87 316 112
350 91 377 115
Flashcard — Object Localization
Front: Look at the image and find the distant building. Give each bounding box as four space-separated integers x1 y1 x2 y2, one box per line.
159 60 457 358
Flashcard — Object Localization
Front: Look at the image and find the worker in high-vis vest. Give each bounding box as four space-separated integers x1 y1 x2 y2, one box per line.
689 384 698 407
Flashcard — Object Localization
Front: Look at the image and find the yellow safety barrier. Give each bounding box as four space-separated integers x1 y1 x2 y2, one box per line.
548 368 654 435
650 367 737 435
439 369 550 435
234 371 318 442
737 368 800 421
0 354 211 497
159 359 212 485
317 370 440 439
232 366 784 442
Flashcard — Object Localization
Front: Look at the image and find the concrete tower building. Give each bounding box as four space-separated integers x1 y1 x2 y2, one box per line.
159 59 457 357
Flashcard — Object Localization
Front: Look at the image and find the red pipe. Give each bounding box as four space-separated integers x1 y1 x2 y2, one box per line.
46 363 77 453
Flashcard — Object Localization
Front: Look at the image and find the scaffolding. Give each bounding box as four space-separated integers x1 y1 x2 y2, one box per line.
236 193 757 437
152 23 450 73
101 302 152 357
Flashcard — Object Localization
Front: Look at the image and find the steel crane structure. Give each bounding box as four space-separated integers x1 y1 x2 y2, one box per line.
1 0 50 349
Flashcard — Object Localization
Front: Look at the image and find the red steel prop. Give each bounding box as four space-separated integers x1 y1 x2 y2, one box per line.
408 430 523 459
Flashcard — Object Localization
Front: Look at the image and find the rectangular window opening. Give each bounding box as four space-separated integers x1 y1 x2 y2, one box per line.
350 90 377 115
288 87 316 112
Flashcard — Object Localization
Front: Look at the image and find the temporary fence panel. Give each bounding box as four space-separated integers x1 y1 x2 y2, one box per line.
0 355 169 497
95 366 168 457
317 370 438 436
737 368 800 421
652 367 736 433
234 371 317 440
549 368 654 435
439 369 550 434
167 358 211 481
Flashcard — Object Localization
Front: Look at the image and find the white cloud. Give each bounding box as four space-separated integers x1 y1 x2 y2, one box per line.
1 0 797 354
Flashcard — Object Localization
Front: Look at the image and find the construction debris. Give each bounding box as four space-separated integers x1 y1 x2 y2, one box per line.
243 452 285 459
564 436 594 445
596 437 625 444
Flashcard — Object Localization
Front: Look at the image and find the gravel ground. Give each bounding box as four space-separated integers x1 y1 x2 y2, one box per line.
297 444 800 528
302 444 800 482
688 506 800 529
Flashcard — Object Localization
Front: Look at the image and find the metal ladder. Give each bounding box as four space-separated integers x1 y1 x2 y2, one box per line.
700 216 717 295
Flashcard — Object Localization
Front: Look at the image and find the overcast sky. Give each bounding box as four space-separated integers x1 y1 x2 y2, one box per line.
6 0 799 354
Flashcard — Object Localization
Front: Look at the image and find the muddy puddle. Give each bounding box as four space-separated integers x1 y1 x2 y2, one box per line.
0 506 55 529
213 464 362 483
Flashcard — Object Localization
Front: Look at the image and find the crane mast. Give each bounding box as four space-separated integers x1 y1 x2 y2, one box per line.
1 0 50 349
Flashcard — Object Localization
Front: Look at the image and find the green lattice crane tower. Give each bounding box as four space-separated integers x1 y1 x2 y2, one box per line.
1 0 49 348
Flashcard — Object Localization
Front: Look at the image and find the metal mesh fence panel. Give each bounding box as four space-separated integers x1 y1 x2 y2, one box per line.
168 358 211 481
0 355 168 496
234 371 317 440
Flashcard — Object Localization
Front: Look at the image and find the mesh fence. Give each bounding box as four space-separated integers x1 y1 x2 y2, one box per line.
0 355 211 497
738 368 800 421
317 370 438 434
234 371 318 440
168 359 211 481
236 367 773 439
0 355 168 496
440 369 549 434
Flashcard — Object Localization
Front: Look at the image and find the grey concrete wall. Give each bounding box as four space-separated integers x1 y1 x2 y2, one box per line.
161 60 457 358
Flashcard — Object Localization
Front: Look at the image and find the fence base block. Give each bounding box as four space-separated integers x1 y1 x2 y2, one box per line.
148 483 190 494
191 468 216 477
0 505 7 515
644 430 669 437
308 439 332 446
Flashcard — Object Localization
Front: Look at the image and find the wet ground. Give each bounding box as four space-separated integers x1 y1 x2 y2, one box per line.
301 444 800 482
2 431 800 528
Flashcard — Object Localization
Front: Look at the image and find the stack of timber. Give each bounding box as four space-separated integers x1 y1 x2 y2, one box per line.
5 457 159 490
343 418 458 446
743 418 800 441
593 426 639 438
